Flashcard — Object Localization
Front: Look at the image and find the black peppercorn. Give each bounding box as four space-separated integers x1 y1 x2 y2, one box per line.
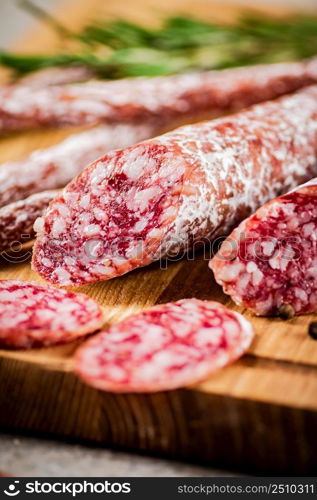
278 303 295 320
308 322 317 340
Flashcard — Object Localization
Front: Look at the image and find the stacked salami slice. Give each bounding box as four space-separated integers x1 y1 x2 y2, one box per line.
210 179 317 316
33 85 317 287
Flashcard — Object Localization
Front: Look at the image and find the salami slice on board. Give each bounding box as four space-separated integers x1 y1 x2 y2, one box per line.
74 299 254 393
0 190 60 252
210 179 317 316
0 280 103 349
2 58 317 133
0 123 156 208
33 85 317 287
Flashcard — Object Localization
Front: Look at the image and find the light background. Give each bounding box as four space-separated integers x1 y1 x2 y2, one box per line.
0 0 316 47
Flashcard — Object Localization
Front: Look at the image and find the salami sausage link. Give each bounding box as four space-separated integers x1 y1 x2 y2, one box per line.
0 190 60 252
210 179 317 316
32 85 317 287
15 65 95 88
74 298 254 393
0 123 156 208
1 59 317 133
0 280 104 349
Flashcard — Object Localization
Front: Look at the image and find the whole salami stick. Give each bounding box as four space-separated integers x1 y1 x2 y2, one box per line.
32 85 317 287
0 190 60 252
2 58 317 133
210 178 317 317
0 122 156 207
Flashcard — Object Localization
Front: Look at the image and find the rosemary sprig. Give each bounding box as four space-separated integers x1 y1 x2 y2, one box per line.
17 0 74 38
1 5 317 79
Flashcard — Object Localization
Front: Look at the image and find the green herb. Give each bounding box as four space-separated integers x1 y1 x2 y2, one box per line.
1 2 317 79
17 0 74 38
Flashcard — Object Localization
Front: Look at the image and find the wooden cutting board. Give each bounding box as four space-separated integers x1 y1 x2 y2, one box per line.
1 0 317 475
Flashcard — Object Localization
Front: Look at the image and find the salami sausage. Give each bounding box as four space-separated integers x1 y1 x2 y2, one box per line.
0 280 104 349
74 298 253 392
0 123 156 207
32 85 317 287
1 58 317 133
0 190 60 252
210 178 317 316
16 65 95 88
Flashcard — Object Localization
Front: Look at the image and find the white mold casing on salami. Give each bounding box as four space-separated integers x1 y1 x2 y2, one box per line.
210 178 317 316
32 85 317 287
2 58 317 132
15 66 95 88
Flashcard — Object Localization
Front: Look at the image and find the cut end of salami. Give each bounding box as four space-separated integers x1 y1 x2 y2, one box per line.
210 180 317 316
32 142 185 286
0 280 104 349
74 298 254 393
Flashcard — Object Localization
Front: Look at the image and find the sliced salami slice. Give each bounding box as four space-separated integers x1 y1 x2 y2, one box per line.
1 58 317 133
74 298 253 393
210 179 317 316
0 280 104 349
0 123 156 208
0 190 60 252
33 85 317 287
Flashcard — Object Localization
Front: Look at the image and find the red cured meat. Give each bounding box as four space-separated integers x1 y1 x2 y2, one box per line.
0 123 156 208
74 299 254 392
210 179 317 316
0 190 60 252
32 85 317 287
0 280 104 349
1 58 317 133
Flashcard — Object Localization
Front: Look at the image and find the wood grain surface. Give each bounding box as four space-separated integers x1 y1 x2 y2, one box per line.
0 0 317 475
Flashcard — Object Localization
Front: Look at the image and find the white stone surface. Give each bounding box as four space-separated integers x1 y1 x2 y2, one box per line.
0 433 241 477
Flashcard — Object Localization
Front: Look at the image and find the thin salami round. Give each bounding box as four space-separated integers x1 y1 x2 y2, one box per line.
210 179 317 316
74 299 253 393
33 85 317 287
0 280 104 349
1 58 317 133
